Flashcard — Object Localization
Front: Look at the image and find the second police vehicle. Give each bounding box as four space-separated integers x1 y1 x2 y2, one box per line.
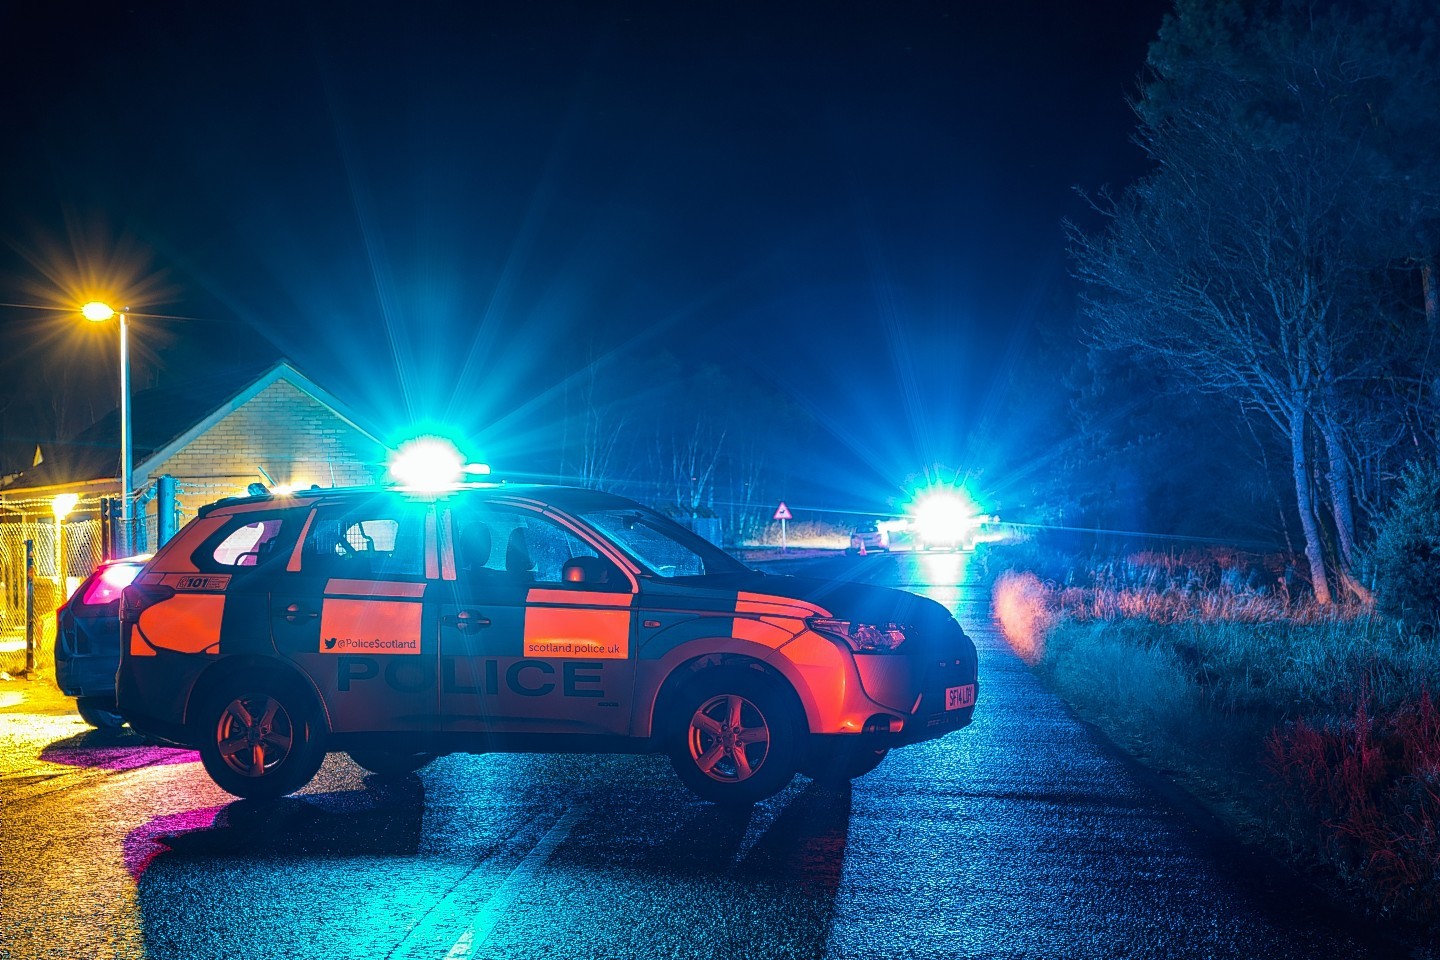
117 482 978 804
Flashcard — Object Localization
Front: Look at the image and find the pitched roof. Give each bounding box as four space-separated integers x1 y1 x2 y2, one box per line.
1 359 380 492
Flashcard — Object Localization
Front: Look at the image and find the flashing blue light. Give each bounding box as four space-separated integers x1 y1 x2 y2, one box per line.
909 486 980 548
388 436 467 491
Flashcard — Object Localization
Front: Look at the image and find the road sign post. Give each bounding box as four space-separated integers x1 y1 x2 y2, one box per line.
773 502 792 552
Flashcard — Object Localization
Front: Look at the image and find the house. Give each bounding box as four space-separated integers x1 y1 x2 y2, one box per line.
0 360 387 651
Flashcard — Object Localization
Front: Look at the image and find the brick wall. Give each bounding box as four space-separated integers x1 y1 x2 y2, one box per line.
144 378 386 526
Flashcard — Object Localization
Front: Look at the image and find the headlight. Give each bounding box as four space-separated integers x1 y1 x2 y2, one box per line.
807 617 908 653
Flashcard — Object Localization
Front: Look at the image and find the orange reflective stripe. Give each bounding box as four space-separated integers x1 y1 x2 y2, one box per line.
524 608 629 658
324 579 427 598
732 616 789 645
526 588 633 607
144 516 228 574
287 509 316 572
318 599 423 655
136 595 225 654
735 591 829 618
523 588 632 658
732 591 821 648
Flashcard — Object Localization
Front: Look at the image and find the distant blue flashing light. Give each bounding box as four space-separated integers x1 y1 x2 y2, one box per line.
909 486 980 548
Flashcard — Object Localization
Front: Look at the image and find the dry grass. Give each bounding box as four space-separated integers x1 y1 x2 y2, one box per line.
992 551 1440 931
747 520 849 549
1267 691 1440 916
991 571 1053 664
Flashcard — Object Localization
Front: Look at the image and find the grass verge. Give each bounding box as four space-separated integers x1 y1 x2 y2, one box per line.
993 566 1440 947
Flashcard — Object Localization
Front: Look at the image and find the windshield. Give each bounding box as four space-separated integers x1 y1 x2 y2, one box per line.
578 506 750 578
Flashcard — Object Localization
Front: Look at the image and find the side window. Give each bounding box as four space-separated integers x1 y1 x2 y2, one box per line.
521 515 601 584
304 499 427 579
454 506 602 586
200 517 289 570
609 521 707 577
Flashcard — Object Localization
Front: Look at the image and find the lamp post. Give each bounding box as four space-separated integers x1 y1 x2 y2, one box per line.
81 301 132 555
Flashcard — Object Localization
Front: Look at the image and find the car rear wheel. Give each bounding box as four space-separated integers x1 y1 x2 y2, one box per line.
197 672 326 800
667 669 800 806
76 697 126 730
346 746 436 777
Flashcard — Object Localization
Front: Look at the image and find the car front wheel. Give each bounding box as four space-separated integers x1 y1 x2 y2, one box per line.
667 669 801 805
197 673 326 800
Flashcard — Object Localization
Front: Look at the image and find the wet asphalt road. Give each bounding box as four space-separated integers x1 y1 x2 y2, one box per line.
0 551 1409 960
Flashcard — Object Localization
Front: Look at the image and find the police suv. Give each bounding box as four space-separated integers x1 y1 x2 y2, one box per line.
117 484 978 804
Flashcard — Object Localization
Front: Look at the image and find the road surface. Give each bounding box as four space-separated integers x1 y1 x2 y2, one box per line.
0 551 1408 959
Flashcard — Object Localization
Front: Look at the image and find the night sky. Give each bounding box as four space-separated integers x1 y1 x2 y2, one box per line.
0 1 1169 511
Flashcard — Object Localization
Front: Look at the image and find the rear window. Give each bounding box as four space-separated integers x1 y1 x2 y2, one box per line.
212 519 286 566
191 513 299 573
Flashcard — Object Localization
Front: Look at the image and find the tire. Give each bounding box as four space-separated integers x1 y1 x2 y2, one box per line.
803 743 889 786
666 668 801 806
196 671 326 800
76 697 126 730
347 746 436 777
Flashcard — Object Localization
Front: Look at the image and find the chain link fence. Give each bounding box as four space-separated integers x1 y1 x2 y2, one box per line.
0 498 106 678
0 466 386 679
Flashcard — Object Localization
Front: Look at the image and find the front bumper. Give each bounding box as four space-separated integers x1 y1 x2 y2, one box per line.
855 678 978 747
848 623 978 746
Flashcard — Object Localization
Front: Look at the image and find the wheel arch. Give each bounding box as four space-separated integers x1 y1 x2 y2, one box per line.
649 653 808 744
185 654 332 734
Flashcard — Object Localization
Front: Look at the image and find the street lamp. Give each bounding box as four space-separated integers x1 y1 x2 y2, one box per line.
52 493 79 598
81 301 132 555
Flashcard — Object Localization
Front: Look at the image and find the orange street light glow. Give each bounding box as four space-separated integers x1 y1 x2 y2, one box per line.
82 301 116 321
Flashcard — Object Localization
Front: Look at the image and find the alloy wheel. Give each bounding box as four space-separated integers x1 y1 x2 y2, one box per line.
686 693 771 782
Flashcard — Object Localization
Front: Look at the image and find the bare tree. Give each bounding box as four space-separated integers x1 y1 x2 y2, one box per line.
1070 0 1440 602
574 361 629 490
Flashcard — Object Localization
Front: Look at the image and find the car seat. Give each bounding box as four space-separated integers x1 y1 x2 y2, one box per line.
458 523 492 573
505 528 535 581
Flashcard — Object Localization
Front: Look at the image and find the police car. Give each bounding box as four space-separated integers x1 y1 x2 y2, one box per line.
117 484 978 804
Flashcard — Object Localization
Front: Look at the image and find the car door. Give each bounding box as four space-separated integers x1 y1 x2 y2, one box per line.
271 494 440 734
437 502 636 738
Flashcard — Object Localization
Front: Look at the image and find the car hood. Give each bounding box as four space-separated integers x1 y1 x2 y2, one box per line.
659 570 955 628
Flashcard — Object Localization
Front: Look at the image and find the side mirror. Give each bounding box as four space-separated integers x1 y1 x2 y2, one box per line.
562 556 614 586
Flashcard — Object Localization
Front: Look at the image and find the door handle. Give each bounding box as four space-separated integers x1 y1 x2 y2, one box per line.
284 603 318 623
442 610 493 632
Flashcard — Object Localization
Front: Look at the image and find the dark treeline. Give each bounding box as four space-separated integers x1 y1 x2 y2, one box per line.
1056 0 1440 603
547 352 818 545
